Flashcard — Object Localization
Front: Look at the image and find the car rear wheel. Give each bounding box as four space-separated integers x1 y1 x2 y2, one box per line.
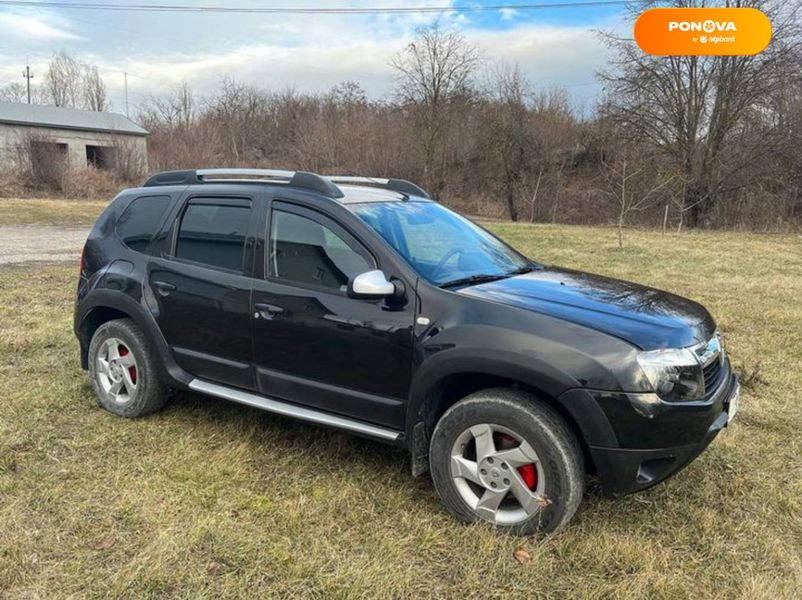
430 388 585 535
88 318 167 418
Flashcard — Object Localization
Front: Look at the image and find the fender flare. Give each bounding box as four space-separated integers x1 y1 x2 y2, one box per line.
76 289 193 387
406 348 618 448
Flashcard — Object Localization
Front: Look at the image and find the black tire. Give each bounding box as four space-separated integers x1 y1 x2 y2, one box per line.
88 318 167 418
430 388 585 536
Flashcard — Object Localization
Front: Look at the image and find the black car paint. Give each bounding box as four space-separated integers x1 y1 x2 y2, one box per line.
75 181 737 496
457 267 715 350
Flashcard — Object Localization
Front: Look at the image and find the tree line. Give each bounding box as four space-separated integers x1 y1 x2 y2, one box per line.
2 0 801 232
1 51 109 111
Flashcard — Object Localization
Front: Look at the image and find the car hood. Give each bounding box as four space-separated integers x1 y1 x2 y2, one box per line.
457 267 715 350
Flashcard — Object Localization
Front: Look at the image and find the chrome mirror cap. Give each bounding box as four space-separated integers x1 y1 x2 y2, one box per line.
348 270 396 298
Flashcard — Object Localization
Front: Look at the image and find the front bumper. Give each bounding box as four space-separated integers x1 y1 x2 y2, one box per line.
585 372 740 495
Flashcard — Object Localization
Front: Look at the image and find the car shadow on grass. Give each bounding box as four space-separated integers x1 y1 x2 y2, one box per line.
168 390 416 472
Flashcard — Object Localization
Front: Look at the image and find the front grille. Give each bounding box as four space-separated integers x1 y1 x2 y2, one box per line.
702 355 724 397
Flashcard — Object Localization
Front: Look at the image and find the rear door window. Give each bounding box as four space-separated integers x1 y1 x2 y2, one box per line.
175 200 252 272
115 195 171 253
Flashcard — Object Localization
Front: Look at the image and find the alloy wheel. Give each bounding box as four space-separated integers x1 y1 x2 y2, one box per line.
95 337 138 403
450 423 546 525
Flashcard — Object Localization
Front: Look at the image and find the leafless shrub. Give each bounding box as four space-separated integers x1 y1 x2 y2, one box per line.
14 131 70 192
62 168 121 199
109 136 147 182
601 149 676 247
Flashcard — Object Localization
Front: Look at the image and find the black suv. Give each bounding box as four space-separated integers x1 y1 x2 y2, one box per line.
75 168 739 535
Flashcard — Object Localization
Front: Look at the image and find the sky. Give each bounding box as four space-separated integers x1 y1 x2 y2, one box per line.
0 1 630 116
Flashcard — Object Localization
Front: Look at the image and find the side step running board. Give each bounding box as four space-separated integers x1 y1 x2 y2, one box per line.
188 379 402 442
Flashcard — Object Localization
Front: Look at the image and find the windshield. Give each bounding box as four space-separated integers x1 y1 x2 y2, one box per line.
349 201 531 286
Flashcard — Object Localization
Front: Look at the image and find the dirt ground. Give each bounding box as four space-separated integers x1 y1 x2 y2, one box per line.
0 225 87 265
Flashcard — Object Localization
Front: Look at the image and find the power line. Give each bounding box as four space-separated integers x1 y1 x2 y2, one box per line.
0 1 628 15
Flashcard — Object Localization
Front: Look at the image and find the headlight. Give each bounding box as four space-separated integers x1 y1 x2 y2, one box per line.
636 347 703 401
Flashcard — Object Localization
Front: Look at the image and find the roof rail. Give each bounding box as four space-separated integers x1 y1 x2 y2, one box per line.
142 169 430 199
326 175 430 199
143 168 344 198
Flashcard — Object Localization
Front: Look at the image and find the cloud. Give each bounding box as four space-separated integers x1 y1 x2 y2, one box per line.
0 11 82 41
3 1 624 113
103 20 617 111
499 8 520 21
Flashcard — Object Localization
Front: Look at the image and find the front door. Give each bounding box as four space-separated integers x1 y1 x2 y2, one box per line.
251 201 415 429
148 195 256 389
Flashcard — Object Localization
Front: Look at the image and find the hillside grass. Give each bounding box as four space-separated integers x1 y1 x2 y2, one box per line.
1 222 801 598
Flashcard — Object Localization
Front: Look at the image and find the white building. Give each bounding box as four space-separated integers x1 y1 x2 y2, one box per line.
0 101 148 171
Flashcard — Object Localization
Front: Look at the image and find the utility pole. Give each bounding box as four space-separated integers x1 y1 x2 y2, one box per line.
124 72 129 117
22 65 34 104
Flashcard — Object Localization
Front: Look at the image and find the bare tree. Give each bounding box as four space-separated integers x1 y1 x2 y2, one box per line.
602 152 675 247
4 54 107 110
527 89 576 223
0 82 29 103
599 0 802 227
140 82 195 130
83 65 109 111
207 79 260 163
45 51 84 108
480 62 532 221
390 24 480 200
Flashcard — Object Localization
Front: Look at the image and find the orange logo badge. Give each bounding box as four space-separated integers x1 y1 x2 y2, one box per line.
634 8 772 56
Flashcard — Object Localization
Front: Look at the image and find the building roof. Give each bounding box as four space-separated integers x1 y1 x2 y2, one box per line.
0 101 148 136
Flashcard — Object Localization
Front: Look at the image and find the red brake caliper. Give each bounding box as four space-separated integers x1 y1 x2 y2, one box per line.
119 346 136 384
497 433 538 490
518 464 537 490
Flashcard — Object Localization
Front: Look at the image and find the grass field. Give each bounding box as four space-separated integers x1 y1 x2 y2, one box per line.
0 198 107 226
1 215 801 598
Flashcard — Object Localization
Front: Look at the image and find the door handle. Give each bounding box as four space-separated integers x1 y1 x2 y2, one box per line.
153 280 176 295
254 302 284 318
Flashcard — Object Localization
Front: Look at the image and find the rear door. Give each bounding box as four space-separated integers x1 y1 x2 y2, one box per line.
147 193 257 389
251 199 416 429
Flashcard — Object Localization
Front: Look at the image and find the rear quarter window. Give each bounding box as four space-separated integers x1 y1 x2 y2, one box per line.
115 195 172 253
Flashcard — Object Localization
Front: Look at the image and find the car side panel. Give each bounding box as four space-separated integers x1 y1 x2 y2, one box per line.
147 257 255 389
405 283 642 448
251 191 418 430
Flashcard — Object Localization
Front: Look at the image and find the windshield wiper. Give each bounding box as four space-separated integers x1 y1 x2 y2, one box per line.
438 264 540 289
508 263 540 275
438 274 510 288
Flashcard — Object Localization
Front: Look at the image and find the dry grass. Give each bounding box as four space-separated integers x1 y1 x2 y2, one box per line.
0 198 106 227
1 222 801 598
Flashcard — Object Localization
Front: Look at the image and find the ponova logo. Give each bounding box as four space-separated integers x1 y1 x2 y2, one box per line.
667 20 737 33
635 7 772 56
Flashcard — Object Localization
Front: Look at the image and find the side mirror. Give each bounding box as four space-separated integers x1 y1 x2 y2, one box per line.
348 270 397 299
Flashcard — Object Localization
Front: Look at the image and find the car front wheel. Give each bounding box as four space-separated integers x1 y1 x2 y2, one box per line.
429 388 585 535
